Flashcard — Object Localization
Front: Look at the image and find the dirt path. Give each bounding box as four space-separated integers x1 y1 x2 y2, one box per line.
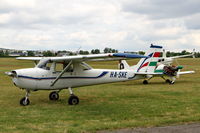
98 123 200 133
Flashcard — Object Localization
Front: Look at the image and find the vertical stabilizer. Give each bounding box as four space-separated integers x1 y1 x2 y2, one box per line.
135 44 163 73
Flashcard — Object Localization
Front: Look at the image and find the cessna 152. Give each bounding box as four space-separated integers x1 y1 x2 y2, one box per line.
6 45 194 106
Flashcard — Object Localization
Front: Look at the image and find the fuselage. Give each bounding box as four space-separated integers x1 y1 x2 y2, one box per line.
11 68 144 90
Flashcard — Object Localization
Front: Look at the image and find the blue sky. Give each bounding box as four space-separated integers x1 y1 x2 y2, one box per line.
0 0 200 52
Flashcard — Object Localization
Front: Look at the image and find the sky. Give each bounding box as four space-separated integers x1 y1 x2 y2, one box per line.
0 0 200 52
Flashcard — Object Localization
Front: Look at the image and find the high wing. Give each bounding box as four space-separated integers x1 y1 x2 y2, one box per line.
16 53 149 62
170 53 194 59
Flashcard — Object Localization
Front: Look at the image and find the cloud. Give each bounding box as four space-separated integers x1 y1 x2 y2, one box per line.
184 13 200 30
0 0 200 52
122 0 200 19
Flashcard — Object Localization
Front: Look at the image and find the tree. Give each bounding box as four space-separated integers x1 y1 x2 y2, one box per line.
43 51 55 56
0 50 4 56
79 50 89 55
28 51 35 56
91 49 100 54
104 48 118 53
138 51 145 55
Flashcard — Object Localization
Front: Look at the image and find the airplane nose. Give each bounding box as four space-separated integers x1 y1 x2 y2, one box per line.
5 70 17 77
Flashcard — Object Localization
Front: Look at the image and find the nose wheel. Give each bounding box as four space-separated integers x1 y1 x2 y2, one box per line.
20 90 30 106
20 97 30 106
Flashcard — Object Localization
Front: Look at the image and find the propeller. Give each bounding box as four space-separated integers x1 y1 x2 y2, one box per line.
5 71 17 77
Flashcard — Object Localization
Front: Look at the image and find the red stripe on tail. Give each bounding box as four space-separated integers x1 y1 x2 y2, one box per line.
153 52 161 57
139 62 149 70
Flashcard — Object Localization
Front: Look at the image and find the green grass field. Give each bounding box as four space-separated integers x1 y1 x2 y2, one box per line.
0 58 200 133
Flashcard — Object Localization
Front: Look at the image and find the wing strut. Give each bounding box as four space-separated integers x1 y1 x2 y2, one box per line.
51 60 72 86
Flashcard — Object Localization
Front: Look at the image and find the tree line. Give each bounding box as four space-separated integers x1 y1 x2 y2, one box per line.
0 48 200 58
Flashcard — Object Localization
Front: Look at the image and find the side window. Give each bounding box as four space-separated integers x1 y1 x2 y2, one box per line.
55 63 63 72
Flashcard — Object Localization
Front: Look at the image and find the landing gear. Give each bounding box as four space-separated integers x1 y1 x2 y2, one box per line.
164 79 175 84
143 76 153 85
68 95 79 105
20 90 30 106
68 87 79 105
169 80 175 84
165 79 171 83
143 80 149 84
49 91 59 100
162 77 175 84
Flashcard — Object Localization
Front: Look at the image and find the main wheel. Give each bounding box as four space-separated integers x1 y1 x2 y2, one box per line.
49 91 59 101
165 79 171 83
143 80 148 84
20 97 30 106
68 95 79 105
169 81 175 85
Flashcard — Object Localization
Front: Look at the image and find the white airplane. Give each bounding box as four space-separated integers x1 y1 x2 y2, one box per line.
119 46 195 85
6 45 194 106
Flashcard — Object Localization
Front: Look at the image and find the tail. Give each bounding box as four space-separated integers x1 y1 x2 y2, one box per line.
134 44 163 73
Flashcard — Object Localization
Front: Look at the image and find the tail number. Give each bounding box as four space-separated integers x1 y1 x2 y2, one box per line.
110 72 127 78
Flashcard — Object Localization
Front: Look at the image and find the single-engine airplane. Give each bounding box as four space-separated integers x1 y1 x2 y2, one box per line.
119 46 195 84
6 45 195 106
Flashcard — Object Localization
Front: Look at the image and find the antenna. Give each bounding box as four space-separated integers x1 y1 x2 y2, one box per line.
76 46 82 55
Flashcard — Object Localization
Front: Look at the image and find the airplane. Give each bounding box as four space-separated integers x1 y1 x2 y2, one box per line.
5 45 195 106
119 46 195 84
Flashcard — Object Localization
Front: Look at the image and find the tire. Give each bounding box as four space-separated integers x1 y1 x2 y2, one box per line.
166 79 171 83
20 97 30 106
49 91 59 101
143 80 148 85
68 95 79 105
169 81 175 85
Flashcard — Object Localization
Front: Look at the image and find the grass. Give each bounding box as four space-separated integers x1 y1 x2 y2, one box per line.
0 58 200 133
